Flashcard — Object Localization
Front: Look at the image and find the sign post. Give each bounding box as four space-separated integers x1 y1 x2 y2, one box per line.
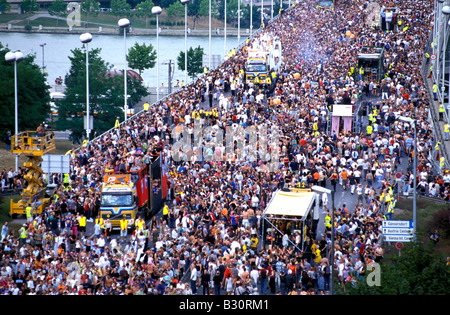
382 220 414 242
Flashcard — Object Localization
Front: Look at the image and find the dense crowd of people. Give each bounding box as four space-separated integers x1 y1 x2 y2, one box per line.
0 0 443 295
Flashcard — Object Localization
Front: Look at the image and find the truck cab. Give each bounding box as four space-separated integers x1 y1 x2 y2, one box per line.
100 174 139 230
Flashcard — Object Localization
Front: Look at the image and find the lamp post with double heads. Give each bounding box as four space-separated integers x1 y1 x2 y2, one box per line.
5 50 23 173
118 18 131 122
180 0 191 86
152 6 162 102
80 33 92 141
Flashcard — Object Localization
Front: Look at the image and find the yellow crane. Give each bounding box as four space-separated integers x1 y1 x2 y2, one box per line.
10 131 56 217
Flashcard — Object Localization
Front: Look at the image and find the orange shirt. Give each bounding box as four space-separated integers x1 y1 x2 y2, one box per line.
341 171 348 180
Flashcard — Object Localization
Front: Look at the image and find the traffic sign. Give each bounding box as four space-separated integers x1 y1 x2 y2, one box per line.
395 172 402 181
382 220 413 228
382 220 414 242
395 242 404 250
384 235 414 242
382 227 414 235
430 54 436 60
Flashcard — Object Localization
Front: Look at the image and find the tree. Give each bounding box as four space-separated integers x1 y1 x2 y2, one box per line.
187 0 201 28
177 45 204 80
166 1 184 25
20 0 39 13
127 42 156 76
335 241 450 295
56 47 148 142
0 44 51 138
81 0 100 17
111 0 131 17
48 0 67 27
0 0 11 13
135 0 155 28
198 0 219 19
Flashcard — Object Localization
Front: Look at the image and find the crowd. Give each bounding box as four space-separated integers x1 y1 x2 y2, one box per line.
0 0 443 295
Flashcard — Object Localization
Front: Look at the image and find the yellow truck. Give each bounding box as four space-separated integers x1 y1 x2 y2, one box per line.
245 49 269 85
100 166 150 230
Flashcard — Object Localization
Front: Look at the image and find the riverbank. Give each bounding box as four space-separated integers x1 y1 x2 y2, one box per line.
0 26 244 37
0 12 247 37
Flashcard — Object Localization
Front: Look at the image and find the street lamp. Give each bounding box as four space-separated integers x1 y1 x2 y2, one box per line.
118 18 131 122
436 0 445 86
152 6 162 102
209 0 212 70
250 0 253 36
238 0 241 45
398 116 417 242
39 43 46 74
442 5 450 116
5 50 23 173
180 0 191 86
80 32 92 141
224 0 227 58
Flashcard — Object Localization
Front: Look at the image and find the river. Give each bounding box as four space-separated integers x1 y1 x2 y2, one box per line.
0 32 239 88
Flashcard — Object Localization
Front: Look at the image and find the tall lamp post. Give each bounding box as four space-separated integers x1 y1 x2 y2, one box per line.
80 33 92 141
398 116 417 241
250 0 253 36
442 5 450 116
436 0 445 87
5 50 24 173
39 43 46 74
152 6 162 102
180 0 191 86
224 0 227 57
209 0 212 70
238 0 241 45
118 18 131 122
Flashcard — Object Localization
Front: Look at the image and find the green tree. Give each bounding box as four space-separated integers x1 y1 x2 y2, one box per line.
187 0 201 28
0 0 11 12
56 47 148 141
177 45 204 80
20 0 39 13
111 0 131 17
166 1 184 25
335 241 450 295
135 0 155 28
81 0 100 17
127 42 156 76
0 44 50 138
198 0 219 19
48 0 67 27
160 0 176 9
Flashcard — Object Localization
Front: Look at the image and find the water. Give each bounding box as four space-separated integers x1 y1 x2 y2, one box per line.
0 32 239 88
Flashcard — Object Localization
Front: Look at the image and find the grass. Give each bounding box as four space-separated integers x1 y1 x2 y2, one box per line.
395 197 450 256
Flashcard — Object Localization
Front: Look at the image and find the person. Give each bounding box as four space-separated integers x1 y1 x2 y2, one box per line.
200 269 210 295
120 215 128 243
115 117 120 128
190 263 198 295
213 270 222 295
429 230 440 247
36 123 45 137
1 221 8 242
